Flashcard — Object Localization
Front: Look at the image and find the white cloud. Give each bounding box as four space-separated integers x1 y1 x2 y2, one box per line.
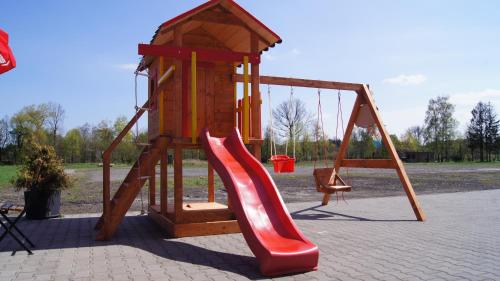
449 89 500 106
382 74 427 85
114 63 137 71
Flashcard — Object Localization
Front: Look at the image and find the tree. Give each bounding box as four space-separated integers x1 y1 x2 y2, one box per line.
484 103 499 161
467 102 499 161
113 116 136 163
423 96 457 161
92 120 114 162
0 116 10 162
78 123 94 162
405 126 424 148
63 129 82 163
46 102 65 147
272 98 312 158
9 105 50 162
399 131 420 152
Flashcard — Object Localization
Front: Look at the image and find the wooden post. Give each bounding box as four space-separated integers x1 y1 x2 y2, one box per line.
173 25 183 137
102 155 111 236
243 56 249 143
174 145 183 223
250 33 261 139
359 85 426 221
160 151 168 216
149 150 157 207
234 64 238 128
208 163 215 203
159 56 165 134
191 51 197 144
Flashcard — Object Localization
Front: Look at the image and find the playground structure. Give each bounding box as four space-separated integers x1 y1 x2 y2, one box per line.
95 0 425 276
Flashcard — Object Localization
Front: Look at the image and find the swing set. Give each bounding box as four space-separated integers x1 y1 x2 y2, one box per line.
242 74 425 219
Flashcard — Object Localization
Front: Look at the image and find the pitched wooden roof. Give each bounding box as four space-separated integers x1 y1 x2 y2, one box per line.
138 0 281 70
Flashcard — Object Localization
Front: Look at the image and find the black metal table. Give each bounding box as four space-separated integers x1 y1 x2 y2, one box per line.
0 202 35 255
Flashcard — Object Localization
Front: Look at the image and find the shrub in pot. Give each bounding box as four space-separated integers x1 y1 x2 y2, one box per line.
12 143 71 219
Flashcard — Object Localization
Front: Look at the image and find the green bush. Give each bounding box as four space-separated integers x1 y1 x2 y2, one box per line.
12 143 71 192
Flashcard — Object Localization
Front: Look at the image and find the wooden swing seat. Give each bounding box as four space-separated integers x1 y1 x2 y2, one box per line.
313 168 351 193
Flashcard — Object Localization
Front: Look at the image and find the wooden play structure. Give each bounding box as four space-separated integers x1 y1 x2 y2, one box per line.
95 0 425 276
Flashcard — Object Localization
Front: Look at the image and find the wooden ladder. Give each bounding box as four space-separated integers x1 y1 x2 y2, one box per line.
95 141 162 240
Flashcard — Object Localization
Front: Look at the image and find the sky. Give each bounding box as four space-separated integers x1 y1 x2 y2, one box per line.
2 0 500 138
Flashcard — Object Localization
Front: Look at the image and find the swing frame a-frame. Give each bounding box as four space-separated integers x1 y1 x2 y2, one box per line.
234 74 426 222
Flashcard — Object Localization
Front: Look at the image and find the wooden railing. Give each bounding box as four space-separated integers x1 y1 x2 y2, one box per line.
101 100 149 229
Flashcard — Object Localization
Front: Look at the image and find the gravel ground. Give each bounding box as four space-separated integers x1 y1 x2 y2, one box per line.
1 162 499 214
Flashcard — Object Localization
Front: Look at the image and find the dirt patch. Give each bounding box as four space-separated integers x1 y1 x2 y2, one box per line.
1 163 499 214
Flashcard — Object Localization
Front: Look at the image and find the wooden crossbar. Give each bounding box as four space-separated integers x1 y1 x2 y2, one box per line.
233 74 363 91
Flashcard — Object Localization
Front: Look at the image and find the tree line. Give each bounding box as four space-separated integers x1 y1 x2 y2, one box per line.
264 96 500 163
1 96 498 165
0 103 145 165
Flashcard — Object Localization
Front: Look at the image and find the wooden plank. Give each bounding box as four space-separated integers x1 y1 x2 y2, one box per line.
191 10 246 26
340 159 397 169
138 44 260 64
173 220 240 238
208 163 215 202
359 85 426 221
148 206 240 238
234 74 363 92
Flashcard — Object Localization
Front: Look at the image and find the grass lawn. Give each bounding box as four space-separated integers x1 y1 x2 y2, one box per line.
0 165 18 189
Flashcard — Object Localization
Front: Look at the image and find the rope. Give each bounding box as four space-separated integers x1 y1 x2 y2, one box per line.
267 85 277 159
335 90 351 186
335 90 345 141
134 72 146 215
289 86 296 159
314 89 329 169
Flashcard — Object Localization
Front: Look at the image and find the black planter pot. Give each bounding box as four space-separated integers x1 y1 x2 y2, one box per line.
24 189 61 219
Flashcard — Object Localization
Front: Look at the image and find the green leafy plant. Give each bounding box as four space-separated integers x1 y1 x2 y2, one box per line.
12 143 71 192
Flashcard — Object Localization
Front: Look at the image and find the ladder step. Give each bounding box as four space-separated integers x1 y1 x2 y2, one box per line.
138 176 150 180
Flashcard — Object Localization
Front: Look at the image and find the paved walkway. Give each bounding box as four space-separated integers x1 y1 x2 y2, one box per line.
1 190 499 281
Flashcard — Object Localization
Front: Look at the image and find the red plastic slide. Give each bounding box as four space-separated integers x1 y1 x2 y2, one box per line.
200 128 319 276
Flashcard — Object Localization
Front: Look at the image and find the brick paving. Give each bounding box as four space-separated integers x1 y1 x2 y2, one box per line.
1 190 500 281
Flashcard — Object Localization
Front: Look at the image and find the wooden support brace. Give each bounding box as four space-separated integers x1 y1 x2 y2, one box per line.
234 74 363 92
357 85 426 221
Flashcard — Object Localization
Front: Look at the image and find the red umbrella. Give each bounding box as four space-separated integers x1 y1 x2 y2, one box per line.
0 28 16 74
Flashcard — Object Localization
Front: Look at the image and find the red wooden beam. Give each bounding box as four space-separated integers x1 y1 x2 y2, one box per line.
138 44 260 64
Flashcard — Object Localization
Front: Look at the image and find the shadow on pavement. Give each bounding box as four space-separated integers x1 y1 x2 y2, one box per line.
0 215 266 280
290 204 416 222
